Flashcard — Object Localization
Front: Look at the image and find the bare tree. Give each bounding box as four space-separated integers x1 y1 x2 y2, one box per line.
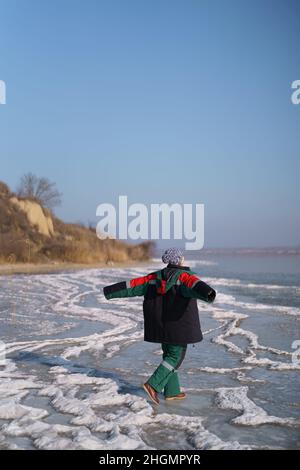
17 173 62 210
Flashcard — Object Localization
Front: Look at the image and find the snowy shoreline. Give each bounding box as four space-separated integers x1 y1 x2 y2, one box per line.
0 260 149 277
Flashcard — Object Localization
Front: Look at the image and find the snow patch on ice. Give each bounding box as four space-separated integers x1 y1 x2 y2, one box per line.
215 386 300 427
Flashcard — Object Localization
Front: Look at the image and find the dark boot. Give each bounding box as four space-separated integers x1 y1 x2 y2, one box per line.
143 383 160 405
165 392 186 401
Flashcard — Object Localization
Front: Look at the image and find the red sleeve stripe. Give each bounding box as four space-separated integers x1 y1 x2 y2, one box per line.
129 273 156 288
178 272 200 288
157 280 166 294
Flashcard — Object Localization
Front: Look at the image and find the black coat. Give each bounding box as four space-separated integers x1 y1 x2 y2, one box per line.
143 265 203 344
103 264 216 345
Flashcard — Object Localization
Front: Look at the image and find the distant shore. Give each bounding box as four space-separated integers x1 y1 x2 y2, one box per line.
0 260 151 276
1 247 299 276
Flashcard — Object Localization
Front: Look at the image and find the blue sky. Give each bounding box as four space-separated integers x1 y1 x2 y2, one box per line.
0 0 299 248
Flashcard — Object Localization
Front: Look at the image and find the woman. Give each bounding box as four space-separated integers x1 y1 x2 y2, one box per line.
103 248 216 405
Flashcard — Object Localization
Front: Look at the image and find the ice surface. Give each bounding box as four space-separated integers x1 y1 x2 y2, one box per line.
0 262 299 449
215 386 300 427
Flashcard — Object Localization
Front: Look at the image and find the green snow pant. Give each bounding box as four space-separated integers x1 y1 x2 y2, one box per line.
146 343 187 397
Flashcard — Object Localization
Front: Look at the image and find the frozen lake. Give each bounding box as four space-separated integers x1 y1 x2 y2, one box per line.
0 255 299 449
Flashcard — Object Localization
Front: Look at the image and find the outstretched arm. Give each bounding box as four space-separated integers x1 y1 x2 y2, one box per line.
103 273 156 300
178 272 216 303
